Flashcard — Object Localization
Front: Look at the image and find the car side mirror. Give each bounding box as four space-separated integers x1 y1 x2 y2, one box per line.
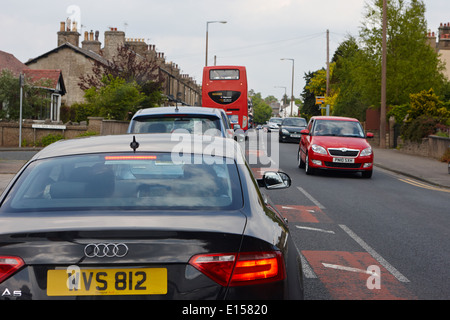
366 132 374 138
258 171 291 189
300 129 309 135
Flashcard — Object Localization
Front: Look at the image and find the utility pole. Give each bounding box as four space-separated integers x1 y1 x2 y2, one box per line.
326 29 330 97
380 0 387 148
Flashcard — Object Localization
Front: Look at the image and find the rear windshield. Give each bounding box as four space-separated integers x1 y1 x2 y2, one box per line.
210 69 239 80
282 118 307 126
129 115 222 136
0 153 243 213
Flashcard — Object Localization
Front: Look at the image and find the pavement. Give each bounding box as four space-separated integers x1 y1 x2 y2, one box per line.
372 147 450 189
0 147 449 194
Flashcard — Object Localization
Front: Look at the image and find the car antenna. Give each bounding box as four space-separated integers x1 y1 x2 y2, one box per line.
130 135 139 153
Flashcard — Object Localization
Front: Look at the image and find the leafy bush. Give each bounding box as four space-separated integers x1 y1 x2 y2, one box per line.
40 134 64 147
401 115 442 142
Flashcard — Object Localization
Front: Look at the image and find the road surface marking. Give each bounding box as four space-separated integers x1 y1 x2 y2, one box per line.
322 263 380 277
297 187 325 209
339 224 410 283
296 225 335 234
275 205 332 223
398 178 450 193
302 250 417 299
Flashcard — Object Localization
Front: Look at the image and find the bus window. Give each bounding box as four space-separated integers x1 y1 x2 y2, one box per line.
210 69 240 80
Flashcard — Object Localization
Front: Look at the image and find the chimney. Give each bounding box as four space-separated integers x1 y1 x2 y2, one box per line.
426 30 437 50
82 30 102 54
103 27 125 59
438 22 450 50
57 21 80 47
125 38 148 56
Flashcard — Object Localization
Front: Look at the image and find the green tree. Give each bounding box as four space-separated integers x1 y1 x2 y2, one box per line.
251 92 272 124
0 69 53 120
78 45 164 111
84 75 145 120
332 37 369 119
358 0 446 107
301 71 321 117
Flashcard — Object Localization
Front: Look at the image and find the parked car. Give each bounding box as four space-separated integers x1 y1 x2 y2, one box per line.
0 134 303 300
279 117 307 143
298 116 374 178
267 117 282 132
128 106 245 141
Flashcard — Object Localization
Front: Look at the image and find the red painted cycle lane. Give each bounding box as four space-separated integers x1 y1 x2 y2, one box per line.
275 205 332 223
302 250 417 300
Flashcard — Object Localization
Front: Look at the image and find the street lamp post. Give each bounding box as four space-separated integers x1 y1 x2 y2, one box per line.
281 58 295 117
205 21 227 66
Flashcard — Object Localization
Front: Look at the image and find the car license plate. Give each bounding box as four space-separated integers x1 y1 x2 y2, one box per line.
290 134 301 138
332 157 355 163
47 268 167 296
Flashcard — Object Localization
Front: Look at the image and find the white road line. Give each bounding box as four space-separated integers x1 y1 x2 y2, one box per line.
339 224 410 283
322 263 380 277
297 187 325 209
296 225 335 234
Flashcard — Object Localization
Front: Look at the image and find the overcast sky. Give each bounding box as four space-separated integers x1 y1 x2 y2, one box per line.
1 0 449 102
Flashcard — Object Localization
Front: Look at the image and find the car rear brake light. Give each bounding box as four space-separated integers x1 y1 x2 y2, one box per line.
0 256 25 283
189 251 285 287
104 155 157 161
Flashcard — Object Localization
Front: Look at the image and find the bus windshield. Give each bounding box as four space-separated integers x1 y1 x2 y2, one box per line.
210 69 239 80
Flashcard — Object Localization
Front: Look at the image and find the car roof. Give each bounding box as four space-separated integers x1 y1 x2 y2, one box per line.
31 133 241 161
311 116 359 122
131 106 225 118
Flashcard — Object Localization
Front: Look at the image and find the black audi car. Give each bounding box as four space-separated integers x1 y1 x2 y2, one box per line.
0 134 303 300
279 117 307 143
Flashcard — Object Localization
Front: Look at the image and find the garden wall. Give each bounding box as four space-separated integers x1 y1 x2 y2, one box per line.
0 117 129 147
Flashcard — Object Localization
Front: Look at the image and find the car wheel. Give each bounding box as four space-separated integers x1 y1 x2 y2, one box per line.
305 153 314 175
297 149 305 169
361 170 373 178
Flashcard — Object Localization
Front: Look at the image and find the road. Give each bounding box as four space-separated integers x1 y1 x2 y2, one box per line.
1 138 449 300
247 131 450 300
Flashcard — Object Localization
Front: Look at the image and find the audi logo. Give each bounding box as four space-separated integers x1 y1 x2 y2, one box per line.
84 243 129 258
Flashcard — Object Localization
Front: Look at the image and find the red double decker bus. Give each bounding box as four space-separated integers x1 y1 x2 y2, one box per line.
202 66 249 131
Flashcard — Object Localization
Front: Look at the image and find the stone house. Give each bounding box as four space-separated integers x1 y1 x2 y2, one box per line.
25 21 201 112
427 22 450 79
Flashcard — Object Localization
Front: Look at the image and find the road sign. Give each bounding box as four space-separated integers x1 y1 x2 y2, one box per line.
315 96 325 105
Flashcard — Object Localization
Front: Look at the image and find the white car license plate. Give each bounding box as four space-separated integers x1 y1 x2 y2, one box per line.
291 134 301 138
333 157 355 163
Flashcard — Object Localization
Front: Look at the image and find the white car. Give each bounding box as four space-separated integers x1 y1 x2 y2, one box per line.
267 117 282 132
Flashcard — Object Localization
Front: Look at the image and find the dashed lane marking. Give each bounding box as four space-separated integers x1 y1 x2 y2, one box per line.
339 224 409 283
297 187 326 209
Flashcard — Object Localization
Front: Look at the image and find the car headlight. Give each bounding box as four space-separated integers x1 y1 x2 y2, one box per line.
282 129 289 134
360 147 372 157
311 144 327 155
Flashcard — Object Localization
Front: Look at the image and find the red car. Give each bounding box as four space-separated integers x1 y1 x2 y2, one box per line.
298 116 374 178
